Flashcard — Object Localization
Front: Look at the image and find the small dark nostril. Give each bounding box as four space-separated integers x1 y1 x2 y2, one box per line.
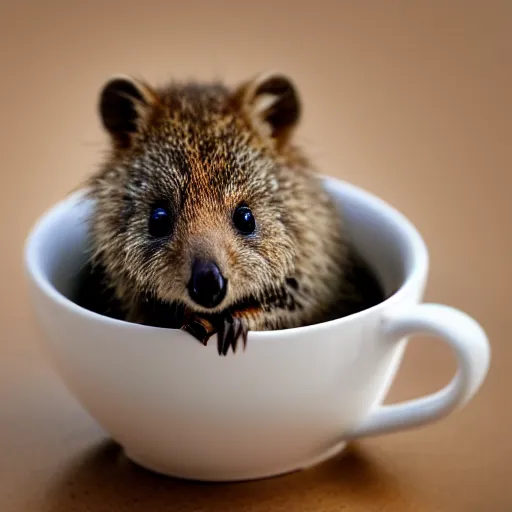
188 259 227 309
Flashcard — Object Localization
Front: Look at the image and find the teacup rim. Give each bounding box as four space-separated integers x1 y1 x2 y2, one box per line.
24 176 429 340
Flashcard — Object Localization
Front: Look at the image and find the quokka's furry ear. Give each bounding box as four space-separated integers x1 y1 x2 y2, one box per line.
234 72 301 148
99 75 157 148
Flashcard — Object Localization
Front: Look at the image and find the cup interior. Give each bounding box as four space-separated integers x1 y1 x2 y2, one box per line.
323 178 427 301
26 177 428 323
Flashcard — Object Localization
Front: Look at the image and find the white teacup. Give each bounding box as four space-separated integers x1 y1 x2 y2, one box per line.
24 177 490 482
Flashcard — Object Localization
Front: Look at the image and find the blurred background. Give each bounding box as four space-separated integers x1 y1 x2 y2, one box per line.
1 1 510 511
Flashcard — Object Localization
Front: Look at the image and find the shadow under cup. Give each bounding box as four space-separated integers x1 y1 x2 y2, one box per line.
33 178 425 315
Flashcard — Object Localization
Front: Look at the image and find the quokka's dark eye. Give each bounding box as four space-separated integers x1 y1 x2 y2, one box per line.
148 206 173 238
233 205 256 235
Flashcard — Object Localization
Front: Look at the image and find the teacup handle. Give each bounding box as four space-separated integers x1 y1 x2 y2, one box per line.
346 303 490 439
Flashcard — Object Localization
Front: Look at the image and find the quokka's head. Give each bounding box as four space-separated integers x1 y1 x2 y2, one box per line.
88 72 313 314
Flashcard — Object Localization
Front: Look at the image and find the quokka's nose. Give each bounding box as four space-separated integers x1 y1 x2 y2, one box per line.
188 259 227 309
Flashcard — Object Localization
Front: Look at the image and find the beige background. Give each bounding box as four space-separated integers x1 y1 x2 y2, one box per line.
1 1 510 511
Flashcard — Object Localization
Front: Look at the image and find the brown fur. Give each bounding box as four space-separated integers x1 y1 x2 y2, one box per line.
79 72 383 353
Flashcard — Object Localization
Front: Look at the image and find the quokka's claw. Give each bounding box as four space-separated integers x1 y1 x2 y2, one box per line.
216 319 226 356
181 316 216 346
217 316 233 356
232 317 248 353
231 320 242 354
223 317 235 356
216 316 248 356
240 320 249 350
181 312 249 356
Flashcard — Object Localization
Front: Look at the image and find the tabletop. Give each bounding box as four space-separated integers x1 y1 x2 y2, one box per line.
1 2 510 511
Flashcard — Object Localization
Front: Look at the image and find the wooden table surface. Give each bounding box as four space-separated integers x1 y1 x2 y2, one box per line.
1 2 510 510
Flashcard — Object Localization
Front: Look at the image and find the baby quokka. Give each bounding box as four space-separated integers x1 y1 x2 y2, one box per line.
79 72 383 355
